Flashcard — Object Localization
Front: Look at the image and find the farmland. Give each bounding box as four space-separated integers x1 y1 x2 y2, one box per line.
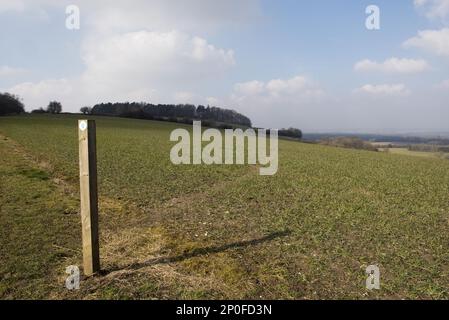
1 114 449 299
378 147 449 160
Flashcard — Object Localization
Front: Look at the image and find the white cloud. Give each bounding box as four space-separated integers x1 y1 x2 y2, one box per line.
231 76 326 128
234 80 265 96
172 91 219 105
436 79 449 88
80 30 234 102
6 0 261 34
414 0 428 5
205 97 220 106
404 28 449 57
82 30 235 79
0 66 27 77
355 84 411 96
234 76 323 99
3 0 258 113
265 76 311 96
414 0 449 20
85 0 261 34
0 0 25 13
7 78 74 109
7 30 235 110
173 91 197 104
354 58 429 74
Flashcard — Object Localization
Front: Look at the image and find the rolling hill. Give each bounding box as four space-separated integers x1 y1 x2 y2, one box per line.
1 114 448 299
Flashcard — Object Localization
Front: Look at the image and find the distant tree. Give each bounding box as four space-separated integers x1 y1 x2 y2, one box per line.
197 105 206 114
80 106 92 115
278 127 303 139
0 92 25 116
47 101 62 114
31 108 47 114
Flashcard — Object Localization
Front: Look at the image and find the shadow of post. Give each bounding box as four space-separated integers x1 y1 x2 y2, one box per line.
103 230 291 275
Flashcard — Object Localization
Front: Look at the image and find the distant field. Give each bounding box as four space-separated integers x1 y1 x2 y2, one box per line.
1 114 449 299
379 147 449 159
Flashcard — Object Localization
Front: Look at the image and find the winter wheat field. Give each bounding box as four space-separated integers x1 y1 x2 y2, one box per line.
1 114 448 299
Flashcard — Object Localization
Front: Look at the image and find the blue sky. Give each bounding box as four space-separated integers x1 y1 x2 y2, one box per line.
1 0 449 132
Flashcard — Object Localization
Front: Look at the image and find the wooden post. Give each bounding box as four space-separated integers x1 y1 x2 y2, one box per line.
78 120 100 276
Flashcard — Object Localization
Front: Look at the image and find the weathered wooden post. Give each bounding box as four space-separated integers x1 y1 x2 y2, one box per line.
78 120 100 276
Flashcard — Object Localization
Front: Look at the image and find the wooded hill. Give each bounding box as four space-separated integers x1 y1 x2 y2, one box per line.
91 102 252 127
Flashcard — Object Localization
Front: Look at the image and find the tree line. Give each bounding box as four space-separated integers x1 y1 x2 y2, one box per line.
1 92 303 140
0 92 67 116
278 127 303 139
90 102 252 127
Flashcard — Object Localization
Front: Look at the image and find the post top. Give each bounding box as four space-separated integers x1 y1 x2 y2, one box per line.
78 120 88 131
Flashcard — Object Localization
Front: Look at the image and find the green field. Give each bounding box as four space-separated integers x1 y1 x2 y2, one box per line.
380 147 449 160
1 114 448 299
